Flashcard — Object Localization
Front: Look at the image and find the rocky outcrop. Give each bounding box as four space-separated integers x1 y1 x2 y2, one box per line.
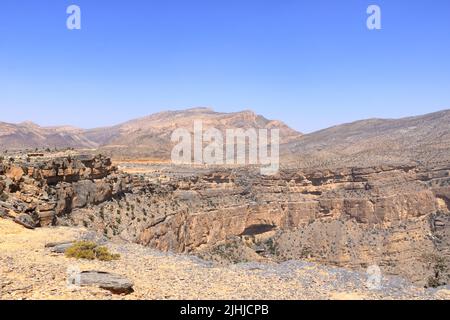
0 154 127 227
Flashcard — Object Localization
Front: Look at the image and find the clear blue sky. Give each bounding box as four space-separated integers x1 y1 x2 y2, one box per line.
1 0 449 132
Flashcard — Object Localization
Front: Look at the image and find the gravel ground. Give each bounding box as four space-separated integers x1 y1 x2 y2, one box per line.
0 219 449 300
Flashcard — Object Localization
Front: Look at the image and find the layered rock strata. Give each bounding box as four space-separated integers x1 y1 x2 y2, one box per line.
1 155 449 285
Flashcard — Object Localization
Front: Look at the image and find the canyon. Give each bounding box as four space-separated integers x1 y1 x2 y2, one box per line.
1 108 450 298
1 151 449 288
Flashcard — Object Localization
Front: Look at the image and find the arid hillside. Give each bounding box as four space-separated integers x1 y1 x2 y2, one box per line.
0 121 98 150
285 109 450 168
0 108 301 159
1 108 449 167
86 107 301 159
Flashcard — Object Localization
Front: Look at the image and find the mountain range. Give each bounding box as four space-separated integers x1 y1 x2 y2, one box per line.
1 107 449 168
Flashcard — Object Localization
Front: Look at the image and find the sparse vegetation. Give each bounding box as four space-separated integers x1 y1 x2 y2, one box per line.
299 246 313 259
258 238 279 256
0 192 8 202
423 253 449 288
202 241 250 264
65 241 120 261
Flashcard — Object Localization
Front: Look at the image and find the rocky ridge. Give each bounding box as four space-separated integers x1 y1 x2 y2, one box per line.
285 109 450 168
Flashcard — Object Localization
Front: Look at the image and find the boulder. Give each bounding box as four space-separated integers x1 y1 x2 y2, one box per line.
14 213 36 229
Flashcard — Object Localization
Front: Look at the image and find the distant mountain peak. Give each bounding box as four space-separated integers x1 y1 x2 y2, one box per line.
19 121 39 128
183 107 215 113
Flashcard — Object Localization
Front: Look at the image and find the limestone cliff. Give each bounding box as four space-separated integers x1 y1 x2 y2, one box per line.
1 154 449 286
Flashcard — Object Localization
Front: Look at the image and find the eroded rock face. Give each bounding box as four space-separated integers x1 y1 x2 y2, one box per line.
126 165 449 252
0 154 123 227
1 154 449 286
74 162 449 286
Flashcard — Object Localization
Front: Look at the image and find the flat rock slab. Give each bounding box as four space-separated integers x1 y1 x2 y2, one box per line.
76 271 134 294
45 241 75 248
46 241 76 253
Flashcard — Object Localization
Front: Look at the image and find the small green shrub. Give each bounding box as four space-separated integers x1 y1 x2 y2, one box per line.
65 241 120 261
0 192 9 202
95 246 121 261
262 238 279 256
427 276 442 289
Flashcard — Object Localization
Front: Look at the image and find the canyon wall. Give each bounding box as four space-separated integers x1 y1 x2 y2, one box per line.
1 155 449 285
